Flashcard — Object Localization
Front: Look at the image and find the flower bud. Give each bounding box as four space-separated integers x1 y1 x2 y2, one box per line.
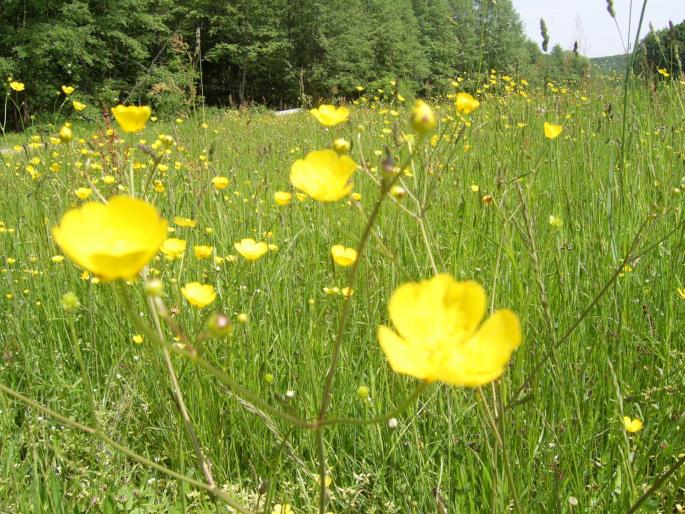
205 313 233 338
61 291 80 312
143 279 164 297
356 385 370 400
410 100 436 135
332 138 351 155
59 126 73 144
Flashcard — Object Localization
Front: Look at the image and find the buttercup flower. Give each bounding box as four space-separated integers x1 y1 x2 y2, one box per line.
73 100 87 111
290 149 356 202
52 196 167 280
61 85 75 95
111 105 151 133
9 81 24 92
75 188 92 200
410 100 436 134
623 416 644 433
181 282 216 308
331 245 357 267
377 274 522 386
455 92 480 115
160 238 187 259
234 238 268 261
59 126 73 144
310 104 350 127
174 216 197 228
333 138 351 155
212 176 229 190
544 122 563 140
194 245 213 260
274 191 292 206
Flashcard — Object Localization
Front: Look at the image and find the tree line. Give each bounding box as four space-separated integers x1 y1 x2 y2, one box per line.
1 0 590 117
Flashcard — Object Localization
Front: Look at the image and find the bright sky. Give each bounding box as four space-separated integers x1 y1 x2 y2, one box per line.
512 0 685 58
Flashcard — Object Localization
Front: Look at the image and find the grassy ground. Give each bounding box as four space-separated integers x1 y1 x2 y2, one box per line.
0 76 684 513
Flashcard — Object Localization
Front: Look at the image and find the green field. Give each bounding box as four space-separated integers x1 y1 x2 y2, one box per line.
1 77 684 513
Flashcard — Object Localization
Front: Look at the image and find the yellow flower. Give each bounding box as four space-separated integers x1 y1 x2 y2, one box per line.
290 149 356 202
234 238 268 261
331 245 357 267
410 100 437 134
455 92 480 115
59 126 73 144
310 104 350 127
657 67 670 78
193 245 213 260
73 100 87 111
51 255 65 263
377 274 522 386
61 85 75 96
677 287 685 300
52 196 167 280
174 216 197 228
160 238 186 259
111 105 151 133
181 282 216 309
623 416 644 433
544 122 563 140
132 334 144 344
74 187 92 200
548 215 563 228
103 175 116 185
271 505 293 514
274 191 292 206
332 138 351 155
212 176 229 190
9 81 24 92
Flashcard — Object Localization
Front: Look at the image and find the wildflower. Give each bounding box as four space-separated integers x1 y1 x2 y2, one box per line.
410 100 437 134
470 184 480 193
174 216 197 228
51 255 65 263
237 313 249 324
52 196 167 280
290 149 356 202
271 504 293 514
61 85 75 96
194 245 213 260
274 191 292 206
623 416 644 433
9 81 24 92
234 238 268 261
103 175 116 185
111 105 151 133
455 93 480 115
132 334 144 344
59 126 73 144
331 245 357 267
206 313 233 337
212 176 229 190
657 67 670 78
144 279 164 297
390 186 407 199
481 194 493 205
544 122 563 140
160 238 187 259
356 385 370 400
548 215 563 228
377 274 522 386
310 104 350 127
61 292 80 312
73 100 86 111
74 188 92 200
333 138 351 155
677 287 685 300
181 282 217 309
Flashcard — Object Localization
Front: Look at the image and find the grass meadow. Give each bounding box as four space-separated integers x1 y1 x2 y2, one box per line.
1 75 685 513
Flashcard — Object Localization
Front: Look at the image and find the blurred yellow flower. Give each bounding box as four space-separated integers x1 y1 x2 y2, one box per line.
74 187 92 200
111 105 151 133
331 245 357 267
52 196 167 280
377 274 522 386
61 85 75 95
174 216 197 228
410 100 436 134
212 176 229 190
271 504 293 514
194 245 213 260
59 126 73 144
274 191 292 206
455 92 480 115
73 100 87 111
544 122 563 140
234 238 268 261
333 138 351 155
623 416 644 433
657 67 670 78
181 282 216 309
160 238 186 259
310 104 350 127
132 334 144 344
290 149 356 202
9 81 24 92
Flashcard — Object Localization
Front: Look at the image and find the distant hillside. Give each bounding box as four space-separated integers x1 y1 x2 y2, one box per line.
591 54 627 73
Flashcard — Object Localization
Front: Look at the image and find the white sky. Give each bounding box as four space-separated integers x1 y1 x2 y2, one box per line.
512 0 685 58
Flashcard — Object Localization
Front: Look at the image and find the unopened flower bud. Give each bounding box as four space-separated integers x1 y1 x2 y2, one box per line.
410 100 436 135
332 138 351 155
59 126 73 144
61 291 80 312
143 279 164 297
206 313 233 338
356 385 370 400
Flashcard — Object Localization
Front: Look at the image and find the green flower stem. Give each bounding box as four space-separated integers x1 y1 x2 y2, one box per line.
67 316 100 430
0 382 251 513
315 151 413 514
